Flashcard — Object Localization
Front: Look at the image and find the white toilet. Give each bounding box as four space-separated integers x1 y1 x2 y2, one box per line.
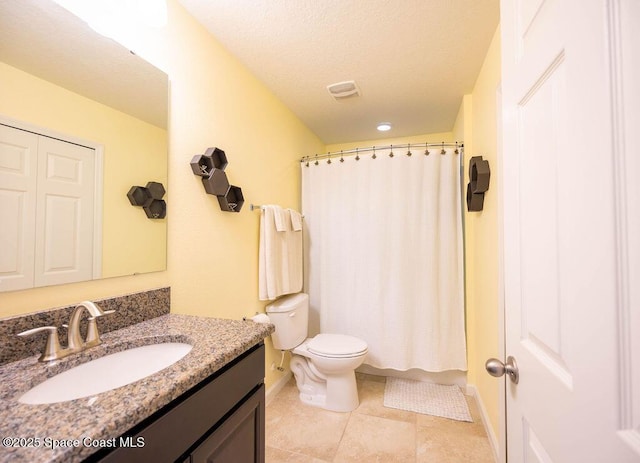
266 293 368 412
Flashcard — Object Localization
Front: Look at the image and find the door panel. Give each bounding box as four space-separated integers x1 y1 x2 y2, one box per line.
523 419 554 463
517 54 573 389
34 136 95 287
42 194 82 273
501 0 639 461
0 125 37 291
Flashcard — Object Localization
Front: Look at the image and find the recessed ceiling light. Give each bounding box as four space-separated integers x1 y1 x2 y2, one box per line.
377 123 392 132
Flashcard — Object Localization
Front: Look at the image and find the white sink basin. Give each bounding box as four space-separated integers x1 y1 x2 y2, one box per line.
19 342 193 405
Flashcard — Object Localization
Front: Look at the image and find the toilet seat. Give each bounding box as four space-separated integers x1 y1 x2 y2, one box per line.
307 334 368 358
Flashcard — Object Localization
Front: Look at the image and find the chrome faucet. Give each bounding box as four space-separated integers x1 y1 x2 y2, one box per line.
17 301 114 362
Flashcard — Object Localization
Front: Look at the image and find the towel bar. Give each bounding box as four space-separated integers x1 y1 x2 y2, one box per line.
250 204 304 217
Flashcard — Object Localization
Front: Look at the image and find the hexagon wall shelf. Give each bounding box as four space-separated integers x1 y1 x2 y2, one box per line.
191 146 243 213
190 147 228 177
205 147 229 170
202 169 230 196
466 183 485 211
217 185 245 212
146 181 166 200
467 156 490 212
127 185 151 206
127 181 166 219
144 199 167 219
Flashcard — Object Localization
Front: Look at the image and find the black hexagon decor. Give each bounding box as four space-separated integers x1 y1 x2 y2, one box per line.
127 182 166 219
191 147 243 212
217 185 244 212
201 169 230 196
127 185 151 206
467 156 490 212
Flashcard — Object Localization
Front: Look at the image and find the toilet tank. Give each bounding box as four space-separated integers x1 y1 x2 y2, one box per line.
265 293 309 350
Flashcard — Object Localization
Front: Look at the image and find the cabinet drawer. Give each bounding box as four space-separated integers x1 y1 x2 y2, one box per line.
96 343 265 463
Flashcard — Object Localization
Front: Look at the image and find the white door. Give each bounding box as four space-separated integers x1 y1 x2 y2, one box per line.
500 0 640 461
0 123 96 290
34 135 95 287
0 125 38 291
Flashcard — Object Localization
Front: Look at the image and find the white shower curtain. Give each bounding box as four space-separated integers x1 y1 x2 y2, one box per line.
302 147 466 372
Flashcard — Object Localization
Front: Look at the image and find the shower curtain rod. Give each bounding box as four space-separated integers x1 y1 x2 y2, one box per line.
300 142 463 163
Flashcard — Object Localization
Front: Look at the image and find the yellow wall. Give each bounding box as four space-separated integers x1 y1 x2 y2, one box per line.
0 0 324 390
452 95 472 145
157 0 324 388
0 61 167 285
454 26 502 436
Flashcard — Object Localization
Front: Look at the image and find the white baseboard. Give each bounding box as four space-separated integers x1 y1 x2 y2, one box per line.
466 384 499 463
265 371 292 406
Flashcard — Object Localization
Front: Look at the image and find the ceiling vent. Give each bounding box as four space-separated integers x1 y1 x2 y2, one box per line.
326 80 360 100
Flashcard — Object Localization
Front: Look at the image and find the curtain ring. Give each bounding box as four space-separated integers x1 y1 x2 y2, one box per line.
340 150 344 163
327 151 331 164
355 148 360 161
389 144 394 158
314 154 319 165
425 142 430 156
454 142 459 155
440 142 446 155
407 143 412 156
372 146 377 159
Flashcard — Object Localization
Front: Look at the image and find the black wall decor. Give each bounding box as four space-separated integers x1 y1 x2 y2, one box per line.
190 147 244 212
127 181 167 219
467 156 490 212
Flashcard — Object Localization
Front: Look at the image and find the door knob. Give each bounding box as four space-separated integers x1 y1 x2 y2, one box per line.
485 356 519 384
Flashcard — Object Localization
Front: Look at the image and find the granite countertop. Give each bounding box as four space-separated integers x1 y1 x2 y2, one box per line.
0 314 274 463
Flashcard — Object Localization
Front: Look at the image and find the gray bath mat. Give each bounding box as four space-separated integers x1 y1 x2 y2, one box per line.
383 377 472 422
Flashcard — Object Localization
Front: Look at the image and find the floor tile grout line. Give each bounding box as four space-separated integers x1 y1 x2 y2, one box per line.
331 410 353 462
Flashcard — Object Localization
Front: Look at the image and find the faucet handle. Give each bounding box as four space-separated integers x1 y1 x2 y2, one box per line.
17 326 57 337
84 317 101 347
77 301 114 317
17 326 63 362
84 310 114 347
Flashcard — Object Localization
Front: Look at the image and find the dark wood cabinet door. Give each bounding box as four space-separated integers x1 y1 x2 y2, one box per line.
190 384 265 463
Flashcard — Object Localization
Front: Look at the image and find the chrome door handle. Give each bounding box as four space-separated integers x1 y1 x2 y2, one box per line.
485 356 519 384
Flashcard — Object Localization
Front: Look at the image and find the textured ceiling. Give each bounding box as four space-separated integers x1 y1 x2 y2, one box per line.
178 0 499 144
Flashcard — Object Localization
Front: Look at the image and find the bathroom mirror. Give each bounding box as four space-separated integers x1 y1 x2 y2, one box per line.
0 0 168 292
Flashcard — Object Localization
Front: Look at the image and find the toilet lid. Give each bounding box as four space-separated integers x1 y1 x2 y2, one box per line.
307 334 368 358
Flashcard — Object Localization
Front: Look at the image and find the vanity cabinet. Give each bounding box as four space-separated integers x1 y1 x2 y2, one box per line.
92 343 265 463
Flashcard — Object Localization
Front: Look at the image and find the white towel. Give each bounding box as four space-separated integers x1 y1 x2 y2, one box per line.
259 206 303 300
287 208 303 231
264 205 288 232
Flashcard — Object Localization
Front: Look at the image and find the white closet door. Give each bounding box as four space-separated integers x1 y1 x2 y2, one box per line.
34 136 95 287
0 125 38 291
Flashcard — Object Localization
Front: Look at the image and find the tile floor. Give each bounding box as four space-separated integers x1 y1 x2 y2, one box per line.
265 374 495 463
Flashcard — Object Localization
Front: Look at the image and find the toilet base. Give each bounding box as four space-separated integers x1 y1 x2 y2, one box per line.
290 355 360 412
